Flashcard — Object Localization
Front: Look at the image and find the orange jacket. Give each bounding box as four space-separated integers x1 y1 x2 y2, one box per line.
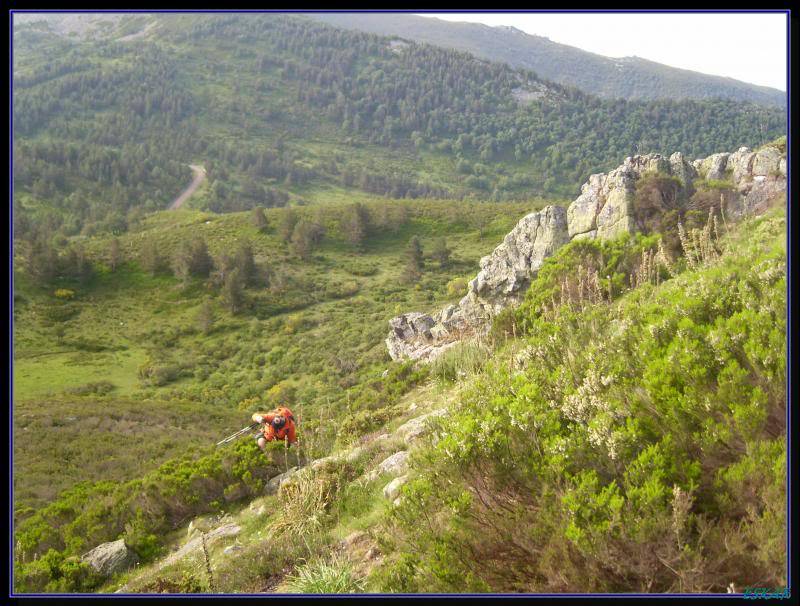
252 406 297 444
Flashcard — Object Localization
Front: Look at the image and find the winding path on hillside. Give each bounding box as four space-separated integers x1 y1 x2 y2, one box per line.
168 164 206 210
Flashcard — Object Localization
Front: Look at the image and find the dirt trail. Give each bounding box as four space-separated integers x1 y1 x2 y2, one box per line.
168 164 206 210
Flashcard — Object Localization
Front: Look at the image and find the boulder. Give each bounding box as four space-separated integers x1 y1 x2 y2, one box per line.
669 152 698 187
395 409 447 446
265 467 299 495
740 176 786 218
385 312 440 362
596 187 635 240
464 205 569 304
727 146 756 184
383 475 408 500
367 450 410 481
81 539 139 577
568 174 605 238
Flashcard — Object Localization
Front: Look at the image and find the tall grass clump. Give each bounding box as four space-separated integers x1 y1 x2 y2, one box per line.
268 465 351 554
430 340 492 383
285 554 366 594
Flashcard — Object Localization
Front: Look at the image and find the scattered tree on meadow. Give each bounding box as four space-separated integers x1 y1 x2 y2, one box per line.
221 267 245 314
235 242 258 287
27 238 59 285
196 299 215 335
108 238 122 272
173 237 214 283
474 214 490 240
140 239 166 276
341 203 370 251
62 245 94 286
290 220 314 260
279 208 299 244
392 204 410 235
211 252 235 288
431 237 452 269
251 207 269 232
402 235 424 283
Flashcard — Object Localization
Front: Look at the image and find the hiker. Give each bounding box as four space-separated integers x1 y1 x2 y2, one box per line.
252 406 297 451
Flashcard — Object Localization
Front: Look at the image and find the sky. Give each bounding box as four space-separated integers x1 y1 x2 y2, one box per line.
417 12 788 91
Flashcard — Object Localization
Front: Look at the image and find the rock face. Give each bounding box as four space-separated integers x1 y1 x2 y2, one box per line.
569 153 696 241
386 205 569 361
387 143 786 362
81 539 139 577
386 312 460 362
463 205 570 317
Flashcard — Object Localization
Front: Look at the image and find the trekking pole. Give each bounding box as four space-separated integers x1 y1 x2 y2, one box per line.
216 422 259 447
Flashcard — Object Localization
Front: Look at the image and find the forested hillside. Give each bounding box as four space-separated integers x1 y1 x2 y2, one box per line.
14 13 784 241
309 13 787 107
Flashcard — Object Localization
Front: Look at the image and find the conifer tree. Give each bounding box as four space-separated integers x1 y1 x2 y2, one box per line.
403 235 424 283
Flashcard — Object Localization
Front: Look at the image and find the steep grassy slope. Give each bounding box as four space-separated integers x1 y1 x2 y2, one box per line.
308 13 787 107
14 204 786 594
380 209 787 592
13 198 538 514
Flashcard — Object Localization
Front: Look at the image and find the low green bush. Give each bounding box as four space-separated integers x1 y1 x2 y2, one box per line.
64 381 116 396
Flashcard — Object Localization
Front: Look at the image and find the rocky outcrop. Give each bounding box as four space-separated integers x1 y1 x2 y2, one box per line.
81 539 139 577
569 152 696 241
387 143 786 362
692 145 787 219
386 205 569 361
386 312 461 362
462 205 570 316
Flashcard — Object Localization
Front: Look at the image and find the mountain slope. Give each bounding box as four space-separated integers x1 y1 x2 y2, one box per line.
307 13 787 107
13 13 785 243
13 142 787 593
15 203 785 594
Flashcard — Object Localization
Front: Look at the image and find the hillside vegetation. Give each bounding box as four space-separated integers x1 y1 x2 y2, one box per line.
13 198 537 513
14 204 786 593
13 13 784 239
380 209 786 592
